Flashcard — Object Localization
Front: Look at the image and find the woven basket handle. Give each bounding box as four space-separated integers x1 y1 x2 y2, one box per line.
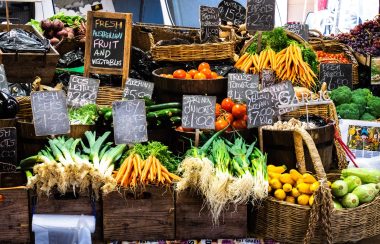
148 32 155 50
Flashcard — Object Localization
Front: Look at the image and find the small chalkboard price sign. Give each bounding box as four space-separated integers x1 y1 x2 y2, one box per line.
227 73 259 103
0 127 17 168
261 69 276 88
67 75 100 107
218 0 246 25
247 91 275 128
112 100 148 145
0 64 9 93
84 11 132 87
285 23 309 41
246 0 275 32
31 91 70 136
182 95 216 130
262 81 296 115
200 6 220 41
319 63 353 90
123 78 154 100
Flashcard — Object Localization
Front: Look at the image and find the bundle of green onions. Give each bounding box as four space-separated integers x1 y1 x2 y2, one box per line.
20 131 125 198
176 131 268 224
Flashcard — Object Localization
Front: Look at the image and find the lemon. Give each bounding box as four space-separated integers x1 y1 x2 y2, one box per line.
297 183 312 194
270 178 282 189
274 189 286 200
310 181 320 192
309 195 314 206
283 183 293 192
280 173 295 185
291 188 301 198
297 194 310 206
286 196 296 204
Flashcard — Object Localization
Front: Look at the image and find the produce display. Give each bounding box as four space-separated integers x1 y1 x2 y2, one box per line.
216 98 247 131
159 62 223 80
68 104 98 125
316 51 350 64
330 86 380 120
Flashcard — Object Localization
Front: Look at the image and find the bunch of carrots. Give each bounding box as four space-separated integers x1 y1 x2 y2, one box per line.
235 44 317 89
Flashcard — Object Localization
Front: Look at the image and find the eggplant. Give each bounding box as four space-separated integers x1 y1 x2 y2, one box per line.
0 91 19 119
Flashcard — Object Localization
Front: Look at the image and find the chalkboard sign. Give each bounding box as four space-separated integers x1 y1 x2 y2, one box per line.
123 78 154 100
246 0 275 32
0 127 17 169
227 73 259 103
84 11 132 87
112 99 148 145
200 6 220 41
218 0 246 25
67 75 100 107
247 91 275 128
262 81 296 115
182 95 216 129
261 69 276 88
285 23 309 41
319 63 353 90
0 64 9 93
31 91 70 136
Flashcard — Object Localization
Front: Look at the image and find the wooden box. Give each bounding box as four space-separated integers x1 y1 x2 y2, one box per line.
0 188 30 243
30 190 102 241
0 24 59 84
0 171 26 188
176 190 247 240
103 186 175 241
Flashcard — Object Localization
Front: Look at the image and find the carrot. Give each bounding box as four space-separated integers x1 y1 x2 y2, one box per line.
162 172 172 184
168 172 181 181
133 155 139 178
235 52 249 68
141 156 153 182
156 159 162 183
150 157 156 182
115 154 131 183
120 156 133 185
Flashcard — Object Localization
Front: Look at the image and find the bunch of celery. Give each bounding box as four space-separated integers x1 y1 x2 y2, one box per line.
21 131 125 197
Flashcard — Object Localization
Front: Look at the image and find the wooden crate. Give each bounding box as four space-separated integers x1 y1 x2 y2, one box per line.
176 190 247 240
0 187 30 243
30 190 102 241
0 171 26 187
103 186 175 241
0 24 59 84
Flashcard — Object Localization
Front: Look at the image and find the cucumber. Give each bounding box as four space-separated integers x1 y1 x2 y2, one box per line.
147 108 182 120
147 102 181 112
170 116 182 125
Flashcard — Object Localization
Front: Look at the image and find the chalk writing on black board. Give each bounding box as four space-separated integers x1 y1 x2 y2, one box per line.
218 0 246 25
262 81 296 115
247 91 275 128
200 6 220 41
285 23 309 41
182 95 216 129
123 78 154 100
0 127 17 168
319 63 353 90
67 75 100 107
227 73 259 103
246 0 275 32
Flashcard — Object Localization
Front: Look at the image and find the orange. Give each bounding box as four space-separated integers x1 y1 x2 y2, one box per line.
185 73 192 79
188 69 198 78
200 68 212 79
198 62 210 72
173 69 187 79
211 71 218 79
194 72 207 80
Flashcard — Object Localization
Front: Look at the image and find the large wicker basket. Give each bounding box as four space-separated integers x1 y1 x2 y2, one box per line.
309 39 359 85
96 86 123 106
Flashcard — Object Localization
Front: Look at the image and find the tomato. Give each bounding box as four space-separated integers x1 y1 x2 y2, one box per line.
188 69 198 78
221 98 235 112
215 118 229 131
232 119 247 130
198 62 211 72
211 71 218 79
215 103 222 117
194 72 207 80
173 69 187 79
220 112 234 124
185 73 192 79
200 68 212 79
232 103 247 119
243 114 248 121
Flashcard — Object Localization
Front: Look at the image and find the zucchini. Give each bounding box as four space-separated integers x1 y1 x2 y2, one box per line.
170 116 182 125
147 108 182 120
146 102 181 112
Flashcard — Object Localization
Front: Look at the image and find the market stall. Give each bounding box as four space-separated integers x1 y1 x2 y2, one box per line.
1 1 380 244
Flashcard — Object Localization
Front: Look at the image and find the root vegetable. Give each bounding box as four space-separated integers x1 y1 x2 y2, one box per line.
40 19 52 30
50 37 60 45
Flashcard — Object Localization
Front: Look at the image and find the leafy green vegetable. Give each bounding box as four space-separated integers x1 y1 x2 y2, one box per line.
367 95 380 118
301 46 319 75
336 103 360 120
49 12 84 28
330 86 352 105
351 93 367 116
69 104 98 125
27 19 43 33
361 113 376 121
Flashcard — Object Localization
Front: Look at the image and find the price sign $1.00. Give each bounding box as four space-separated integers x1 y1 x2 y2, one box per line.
182 95 216 130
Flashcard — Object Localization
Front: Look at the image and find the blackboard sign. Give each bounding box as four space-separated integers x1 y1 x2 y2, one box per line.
0 127 17 169
285 23 309 41
262 81 296 115
123 78 154 100
218 0 246 25
31 91 70 136
227 73 259 103
67 75 100 107
200 6 220 41
84 11 132 87
261 69 276 88
247 91 275 128
112 100 148 144
246 0 275 32
319 63 353 90
0 64 9 93
182 95 216 129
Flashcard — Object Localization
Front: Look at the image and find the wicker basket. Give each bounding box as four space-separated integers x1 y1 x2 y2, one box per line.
149 32 235 62
309 40 359 85
16 96 32 121
96 86 123 106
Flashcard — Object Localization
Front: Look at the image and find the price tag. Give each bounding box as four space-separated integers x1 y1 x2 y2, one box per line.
319 63 353 90
218 0 246 25
0 127 17 170
67 75 100 107
31 91 70 136
285 23 309 41
261 69 276 88
262 81 296 115
112 100 148 145
247 91 275 128
0 64 9 93
227 73 259 103
246 0 275 32
123 78 154 100
182 95 216 130
200 6 220 41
